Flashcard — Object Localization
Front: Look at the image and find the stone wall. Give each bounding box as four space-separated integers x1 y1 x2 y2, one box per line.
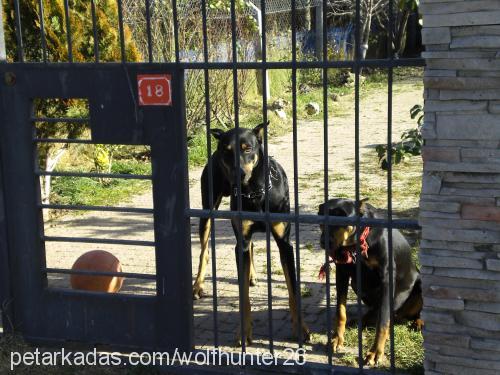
419 0 500 374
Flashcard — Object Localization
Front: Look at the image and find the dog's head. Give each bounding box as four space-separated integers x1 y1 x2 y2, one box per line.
211 122 267 186
317 198 369 263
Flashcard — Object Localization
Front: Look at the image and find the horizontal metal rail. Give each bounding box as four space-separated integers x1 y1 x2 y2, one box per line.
34 138 93 144
40 203 153 214
36 171 152 180
31 117 90 123
187 209 420 229
10 58 425 69
42 236 155 247
45 287 156 300
45 267 156 280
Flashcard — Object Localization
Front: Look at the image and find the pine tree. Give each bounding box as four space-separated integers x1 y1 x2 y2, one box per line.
2 0 141 204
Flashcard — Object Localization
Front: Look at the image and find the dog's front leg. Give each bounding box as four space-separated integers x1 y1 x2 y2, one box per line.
272 222 311 343
333 266 349 353
233 219 254 346
235 245 253 346
193 170 223 300
193 217 211 300
364 267 395 367
249 242 258 286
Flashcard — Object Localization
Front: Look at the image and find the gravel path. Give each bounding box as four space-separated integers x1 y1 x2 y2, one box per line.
44 79 423 364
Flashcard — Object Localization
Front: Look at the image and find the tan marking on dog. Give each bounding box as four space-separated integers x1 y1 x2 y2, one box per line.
375 324 390 352
336 293 347 338
193 218 211 297
365 323 390 366
249 242 257 285
281 261 310 341
364 255 379 269
236 251 253 346
271 222 287 239
193 196 222 298
241 220 253 237
241 154 258 174
330 226 355 247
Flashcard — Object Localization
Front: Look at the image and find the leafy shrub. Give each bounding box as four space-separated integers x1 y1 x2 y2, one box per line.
376 104 423 170
111 160 151 175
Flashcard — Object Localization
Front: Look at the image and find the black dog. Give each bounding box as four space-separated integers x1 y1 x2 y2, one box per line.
318 198 422 366
193 122 310 345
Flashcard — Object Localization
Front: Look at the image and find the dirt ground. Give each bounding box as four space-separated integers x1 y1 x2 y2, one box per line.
41 78 423 366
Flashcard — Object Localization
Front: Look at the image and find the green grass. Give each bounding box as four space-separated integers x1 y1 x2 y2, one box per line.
50 159 151 208
338 324 424 374
357 153 422 219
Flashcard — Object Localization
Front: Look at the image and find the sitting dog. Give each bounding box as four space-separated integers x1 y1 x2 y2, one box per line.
193 122 310 345
318 198 422 366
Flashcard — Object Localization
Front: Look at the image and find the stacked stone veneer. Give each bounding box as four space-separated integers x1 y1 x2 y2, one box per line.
419 1 500 374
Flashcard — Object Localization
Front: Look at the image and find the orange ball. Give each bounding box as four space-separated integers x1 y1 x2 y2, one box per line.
70 250 124 293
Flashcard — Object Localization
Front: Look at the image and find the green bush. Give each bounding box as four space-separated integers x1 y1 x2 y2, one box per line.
376 104 423 170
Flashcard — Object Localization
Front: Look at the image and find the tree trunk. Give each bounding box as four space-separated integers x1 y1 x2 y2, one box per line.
393 10 410 58
40 146 67 205
361 0 373 59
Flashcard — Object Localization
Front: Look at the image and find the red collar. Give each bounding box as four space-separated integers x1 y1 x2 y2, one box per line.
318 227 371 281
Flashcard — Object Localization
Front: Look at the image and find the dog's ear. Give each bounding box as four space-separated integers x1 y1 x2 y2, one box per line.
210 129 224 140
253 121 269 143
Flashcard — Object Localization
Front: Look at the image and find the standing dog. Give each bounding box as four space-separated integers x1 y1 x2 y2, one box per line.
318 198 422 366
193 122 310 345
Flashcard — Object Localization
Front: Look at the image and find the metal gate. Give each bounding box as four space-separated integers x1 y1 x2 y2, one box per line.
0 62 192 351
0 0 425 372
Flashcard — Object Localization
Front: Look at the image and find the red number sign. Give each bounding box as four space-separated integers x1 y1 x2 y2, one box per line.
137 74 172 106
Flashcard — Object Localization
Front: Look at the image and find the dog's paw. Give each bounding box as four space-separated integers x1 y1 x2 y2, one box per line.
332 333 344 353
236 325 253 347
364 349 385 367
192 283 206 300
410 318 424 332
292 321 311 343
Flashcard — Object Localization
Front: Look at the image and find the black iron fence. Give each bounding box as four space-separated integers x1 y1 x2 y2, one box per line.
0 0 424 372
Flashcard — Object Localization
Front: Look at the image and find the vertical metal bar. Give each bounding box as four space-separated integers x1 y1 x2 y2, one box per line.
145 0 153 62
387 0 396 371
0 96 14 331
37 0 47 62
321 0 333 366
291 0 304 351
0 191 14 332
116 0 126 62
90 0 99 63
200 0 219 349
63 0 73 62
354 0 364 369
260 0 274 355
230 0 245 353
172 0 180 63
13 0 24 62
